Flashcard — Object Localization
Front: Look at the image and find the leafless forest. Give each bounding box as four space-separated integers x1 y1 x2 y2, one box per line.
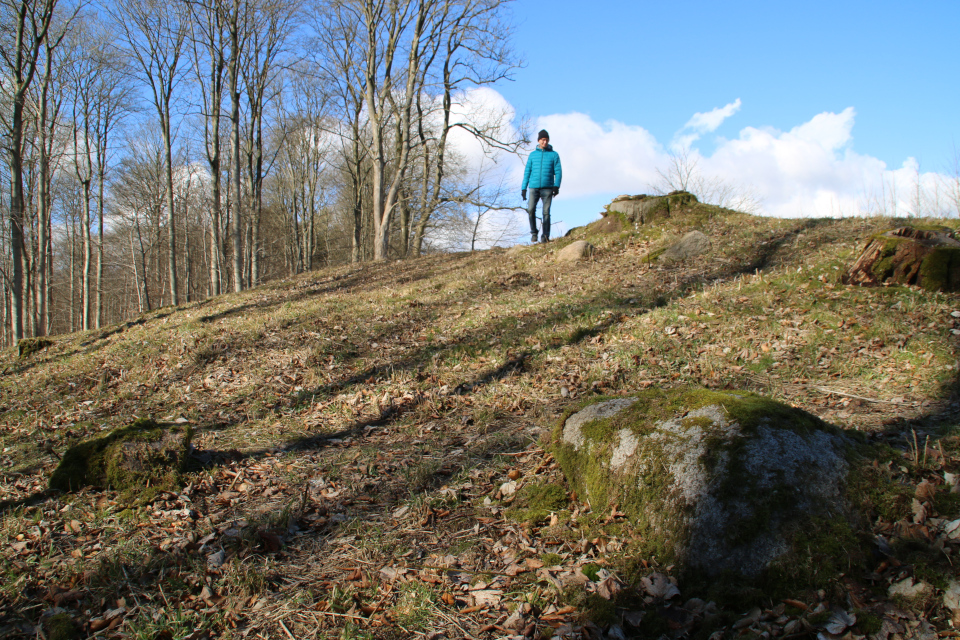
0 0 524 345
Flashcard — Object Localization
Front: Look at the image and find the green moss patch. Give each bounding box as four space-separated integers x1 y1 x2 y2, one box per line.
587 212 628 235
49 418 192 498
504 480 568 524
917 246 960 291
44 613 80 640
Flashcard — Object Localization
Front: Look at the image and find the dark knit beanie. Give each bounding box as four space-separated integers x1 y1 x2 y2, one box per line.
537 129 549 141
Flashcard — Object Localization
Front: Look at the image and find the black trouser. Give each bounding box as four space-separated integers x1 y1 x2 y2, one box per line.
526 188 553 238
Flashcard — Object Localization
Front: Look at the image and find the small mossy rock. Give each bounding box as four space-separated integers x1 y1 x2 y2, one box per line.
888 577 933 602
553 387 852 582
49 418 192 495
605 191 698 226
843 226 960 292
42 611 80 640
660 230 712 263
18 337 53 358
556 240 596 263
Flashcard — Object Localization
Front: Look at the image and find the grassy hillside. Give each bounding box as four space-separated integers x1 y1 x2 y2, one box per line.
2 203 959 639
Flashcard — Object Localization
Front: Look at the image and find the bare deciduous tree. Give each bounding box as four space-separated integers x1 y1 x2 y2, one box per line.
32 19 71 336
186 0 227 296
113 0 188 306
0 0 71 339
654 147 762 215
240 0 296 286
311 0 369 262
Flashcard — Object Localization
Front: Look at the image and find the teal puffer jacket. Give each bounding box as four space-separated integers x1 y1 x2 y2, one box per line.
521 145 562 190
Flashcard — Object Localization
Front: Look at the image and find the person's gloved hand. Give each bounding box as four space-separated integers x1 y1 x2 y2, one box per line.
521 189 527 201
552 187 559 197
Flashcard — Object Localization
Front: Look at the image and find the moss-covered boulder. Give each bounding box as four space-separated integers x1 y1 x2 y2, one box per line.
604 191 699 226
18 337 53 358
49 418 192 496
843 226 960 292
553 387 854 583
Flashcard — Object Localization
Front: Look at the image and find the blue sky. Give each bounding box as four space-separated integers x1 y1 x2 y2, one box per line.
473 0 960 234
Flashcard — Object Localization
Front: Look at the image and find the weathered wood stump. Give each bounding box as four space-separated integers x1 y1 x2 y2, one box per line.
843 226 960 292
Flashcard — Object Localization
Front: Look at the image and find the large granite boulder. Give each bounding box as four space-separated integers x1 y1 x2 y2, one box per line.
605 191 699 226
843 226 960 292
553 387 855 584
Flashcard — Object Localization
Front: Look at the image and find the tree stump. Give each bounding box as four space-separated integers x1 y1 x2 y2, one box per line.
843 226 960 292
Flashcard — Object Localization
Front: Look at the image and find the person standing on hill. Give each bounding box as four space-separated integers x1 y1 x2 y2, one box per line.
521 129 562 243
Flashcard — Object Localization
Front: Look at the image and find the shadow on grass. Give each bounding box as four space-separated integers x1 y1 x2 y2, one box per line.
6 221 959 637
195 256 470 325
2 255 466 382
0 490 51 514
3 311 174 379
193 225 812 466
738 218 831 275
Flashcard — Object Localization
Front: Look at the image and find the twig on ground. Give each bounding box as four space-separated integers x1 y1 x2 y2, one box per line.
278 619 297 640
503 449 543 457
227 469 243 491
311 610 369 622
812 386 902 405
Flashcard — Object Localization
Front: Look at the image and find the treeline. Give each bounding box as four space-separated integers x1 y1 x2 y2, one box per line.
0 0 523 345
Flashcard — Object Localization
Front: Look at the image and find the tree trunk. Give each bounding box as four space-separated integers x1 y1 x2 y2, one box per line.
210 175 222 296
228 0 243 293
9 99 26 340
68 206 76 330
81 180 91 330
37 95 49 336
184 191 192 303
96 166 105 329
162 118 179 307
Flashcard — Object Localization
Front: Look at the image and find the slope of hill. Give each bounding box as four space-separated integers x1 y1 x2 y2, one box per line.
2 202 959 639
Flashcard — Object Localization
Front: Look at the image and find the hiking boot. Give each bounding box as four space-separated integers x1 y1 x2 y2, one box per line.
531 231 538 243
540 234 550 243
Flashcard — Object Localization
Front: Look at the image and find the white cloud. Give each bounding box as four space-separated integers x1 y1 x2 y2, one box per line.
672 99 742 150
698 108 950 217
447 90 958 220
445 87 520 174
